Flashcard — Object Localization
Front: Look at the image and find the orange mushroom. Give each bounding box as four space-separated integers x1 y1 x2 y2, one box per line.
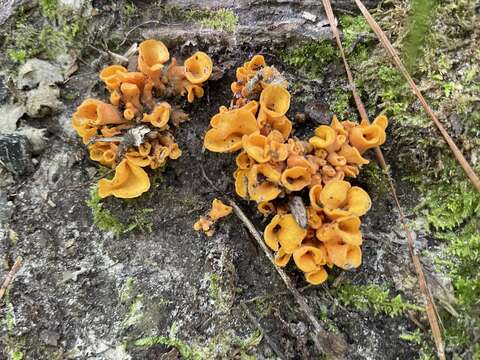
204 109 258 152
100 65 128 91
74 99 124 127
281 166 311 191
138 39 169 86
264 213 307 253
274 248 292 267
258 84 291 119
184 51 213 84
325 241 362 270
305 267 328 285
98 159 150 198
209 199 233 220
293 245 327 272
143 102 171 129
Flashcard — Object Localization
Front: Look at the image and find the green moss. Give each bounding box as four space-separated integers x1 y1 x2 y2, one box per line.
2 302 16 333
86 186 154 235
39 0 58 20
122 2 137 17
335 284 423 317
184 8 238 32
10 350 24 360
119 277 135 304
279 40 336 79
208 272 234 312
330 88 351 120
356 162 390 198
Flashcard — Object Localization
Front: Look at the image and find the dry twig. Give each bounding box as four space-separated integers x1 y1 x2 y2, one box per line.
0 256 23 301
321 1 446 358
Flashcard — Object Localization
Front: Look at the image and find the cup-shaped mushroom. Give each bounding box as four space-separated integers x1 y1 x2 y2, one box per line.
264 214 307 253
257 201 275 215
100 126 121 137
121 83 142 111
309 126 336 151
319 180 351 209
98 159 150 198
209 199 233 221
138 39 169 82
75 98 124 127
287 155 315 173
325 241 362 270
307 207 323 229
89 142 112 163
102 146 117 168
305 267 328 285
204 109 258 152
323 207 351 220
255 164 282 183
100 65 128 90
338 165 360 178
184 51 213 84
235 151 255 169
293 245 327 272
372 114 388 130
270 115 292 139
269 141 289 162
281 166 311 192
274 248 292 267
330 115 347 136
338 144 369 165
346 187 371 217
143 102 171 129
138 142 152 157
142 80 154 108
236 66 251 83
72 113 98 143
259 85 291 118
243 132 270 163
316 223 342 243
118 72 146 88
327 152 347 167
333 216 362 246
248 178 281 203
241 100 259 117
149 144 170 169
246 54 266 71
126 150 151 167
234 169 249 198
183 83 204 103
309 184 323 210
110 90 122 106
231 81 243 95
349 123 386 154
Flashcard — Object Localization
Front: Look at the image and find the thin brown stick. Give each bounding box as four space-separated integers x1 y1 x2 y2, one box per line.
321 1 446 359
0 256 23 301
240 302 287 360
353 0 480 192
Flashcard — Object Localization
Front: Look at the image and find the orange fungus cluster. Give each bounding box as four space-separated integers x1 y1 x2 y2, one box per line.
203 55 388 285
194 199 233 236
72 39 213 198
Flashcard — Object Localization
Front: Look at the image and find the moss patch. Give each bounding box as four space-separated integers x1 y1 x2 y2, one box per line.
335 284 423 317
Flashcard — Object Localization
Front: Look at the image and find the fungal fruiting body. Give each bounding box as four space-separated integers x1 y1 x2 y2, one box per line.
72 39 213 198
203 55 387 284
194 199 233 236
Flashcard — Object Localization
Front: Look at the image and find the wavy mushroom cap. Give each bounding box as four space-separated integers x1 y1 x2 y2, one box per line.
270 115 292 139
241 100 259 117
372 114 388 130
235 151 255 169
316 223 342 243
234 169 249 198
120 83 142 110
309 125 336 150
274 247 291 267
204 109 258 152
349 123 386 154
247 178 281 204
330 115 347 136
333 216 362 246
118 72 146 88
89 142 114 164
257 201 275 215
337 143 369 165
346 186 371 217
325 242 362 270
209 199 233 220
246 54 266 71
264 214 307 253
293 245 327 272
98 159 150 198
309 184 323 210
319 180 351 209
305 267 328 285
138 39 169 77
307 207 323 229
184 51 213 84
143 102 171 129
259 85 291 118
327 152 347 167
281 166 311 192
126 150 151 167
242 132 269 163
74 98 124 127
100 65 128 90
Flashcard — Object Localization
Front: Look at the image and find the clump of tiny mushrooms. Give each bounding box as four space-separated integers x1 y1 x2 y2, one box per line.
202 55 388 285
72 39 213 198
